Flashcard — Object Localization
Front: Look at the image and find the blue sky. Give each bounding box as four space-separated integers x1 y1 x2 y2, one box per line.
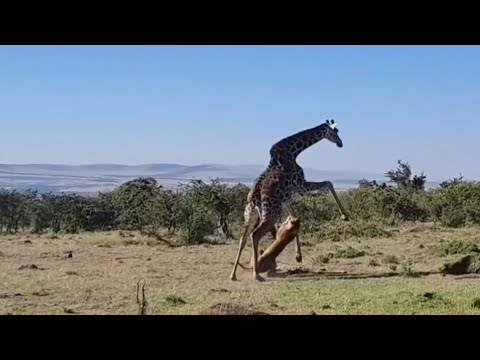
0 45 479 180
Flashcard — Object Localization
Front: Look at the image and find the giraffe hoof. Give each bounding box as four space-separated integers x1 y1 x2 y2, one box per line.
296 255 303 263
341 214 349 221
254 274 265 282
229 274 238 281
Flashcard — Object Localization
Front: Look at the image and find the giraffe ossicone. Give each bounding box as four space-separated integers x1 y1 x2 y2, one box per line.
326 119 337 130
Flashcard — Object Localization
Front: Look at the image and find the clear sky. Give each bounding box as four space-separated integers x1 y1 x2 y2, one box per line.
1 45 479 180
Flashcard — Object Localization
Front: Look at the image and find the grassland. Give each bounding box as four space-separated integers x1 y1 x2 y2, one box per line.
1 222 480 315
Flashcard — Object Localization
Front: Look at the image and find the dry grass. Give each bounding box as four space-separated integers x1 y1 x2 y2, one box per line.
1 225 480 315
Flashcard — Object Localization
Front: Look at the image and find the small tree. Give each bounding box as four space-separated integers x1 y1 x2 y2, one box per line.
385 160 426 190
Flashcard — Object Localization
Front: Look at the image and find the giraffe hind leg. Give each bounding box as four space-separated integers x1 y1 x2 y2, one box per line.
229 207 260 281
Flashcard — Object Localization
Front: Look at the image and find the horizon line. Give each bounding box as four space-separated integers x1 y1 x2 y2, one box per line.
0 161 463 183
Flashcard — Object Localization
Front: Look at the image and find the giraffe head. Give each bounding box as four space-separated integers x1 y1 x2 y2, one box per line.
323 119 343 148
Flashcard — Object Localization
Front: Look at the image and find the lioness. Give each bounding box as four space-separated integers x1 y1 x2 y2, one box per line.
239 215 301 276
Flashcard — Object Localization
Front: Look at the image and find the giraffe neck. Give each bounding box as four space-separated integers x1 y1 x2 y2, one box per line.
270 124 328 161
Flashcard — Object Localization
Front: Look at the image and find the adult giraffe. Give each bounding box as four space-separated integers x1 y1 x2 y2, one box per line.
229 119 350 282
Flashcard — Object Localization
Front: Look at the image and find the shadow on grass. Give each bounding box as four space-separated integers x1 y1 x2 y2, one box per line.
269 268 441 280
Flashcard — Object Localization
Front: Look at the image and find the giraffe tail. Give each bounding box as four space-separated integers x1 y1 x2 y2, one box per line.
238 262 252 270
237 250 264 271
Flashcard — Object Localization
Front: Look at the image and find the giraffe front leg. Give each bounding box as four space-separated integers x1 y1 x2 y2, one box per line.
303 181 350 220
285 204 302 263
329 185 350 221
295 232 302 263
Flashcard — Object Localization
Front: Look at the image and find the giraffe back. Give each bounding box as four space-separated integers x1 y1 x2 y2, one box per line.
248 158 305 202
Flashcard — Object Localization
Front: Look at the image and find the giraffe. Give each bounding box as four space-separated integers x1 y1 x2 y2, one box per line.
229 119 350 282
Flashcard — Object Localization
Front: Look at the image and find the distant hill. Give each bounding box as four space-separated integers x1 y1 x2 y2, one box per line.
0 163 440 194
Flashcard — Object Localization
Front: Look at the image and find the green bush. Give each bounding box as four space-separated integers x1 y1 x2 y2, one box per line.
306 219 391 243
334 246 366 258
434 239 480 257
288 193 339 233
429 180 480 227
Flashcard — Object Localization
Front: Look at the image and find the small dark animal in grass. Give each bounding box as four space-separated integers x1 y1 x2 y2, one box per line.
239 215 301 277
440 254 480 275
202 303 269 315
